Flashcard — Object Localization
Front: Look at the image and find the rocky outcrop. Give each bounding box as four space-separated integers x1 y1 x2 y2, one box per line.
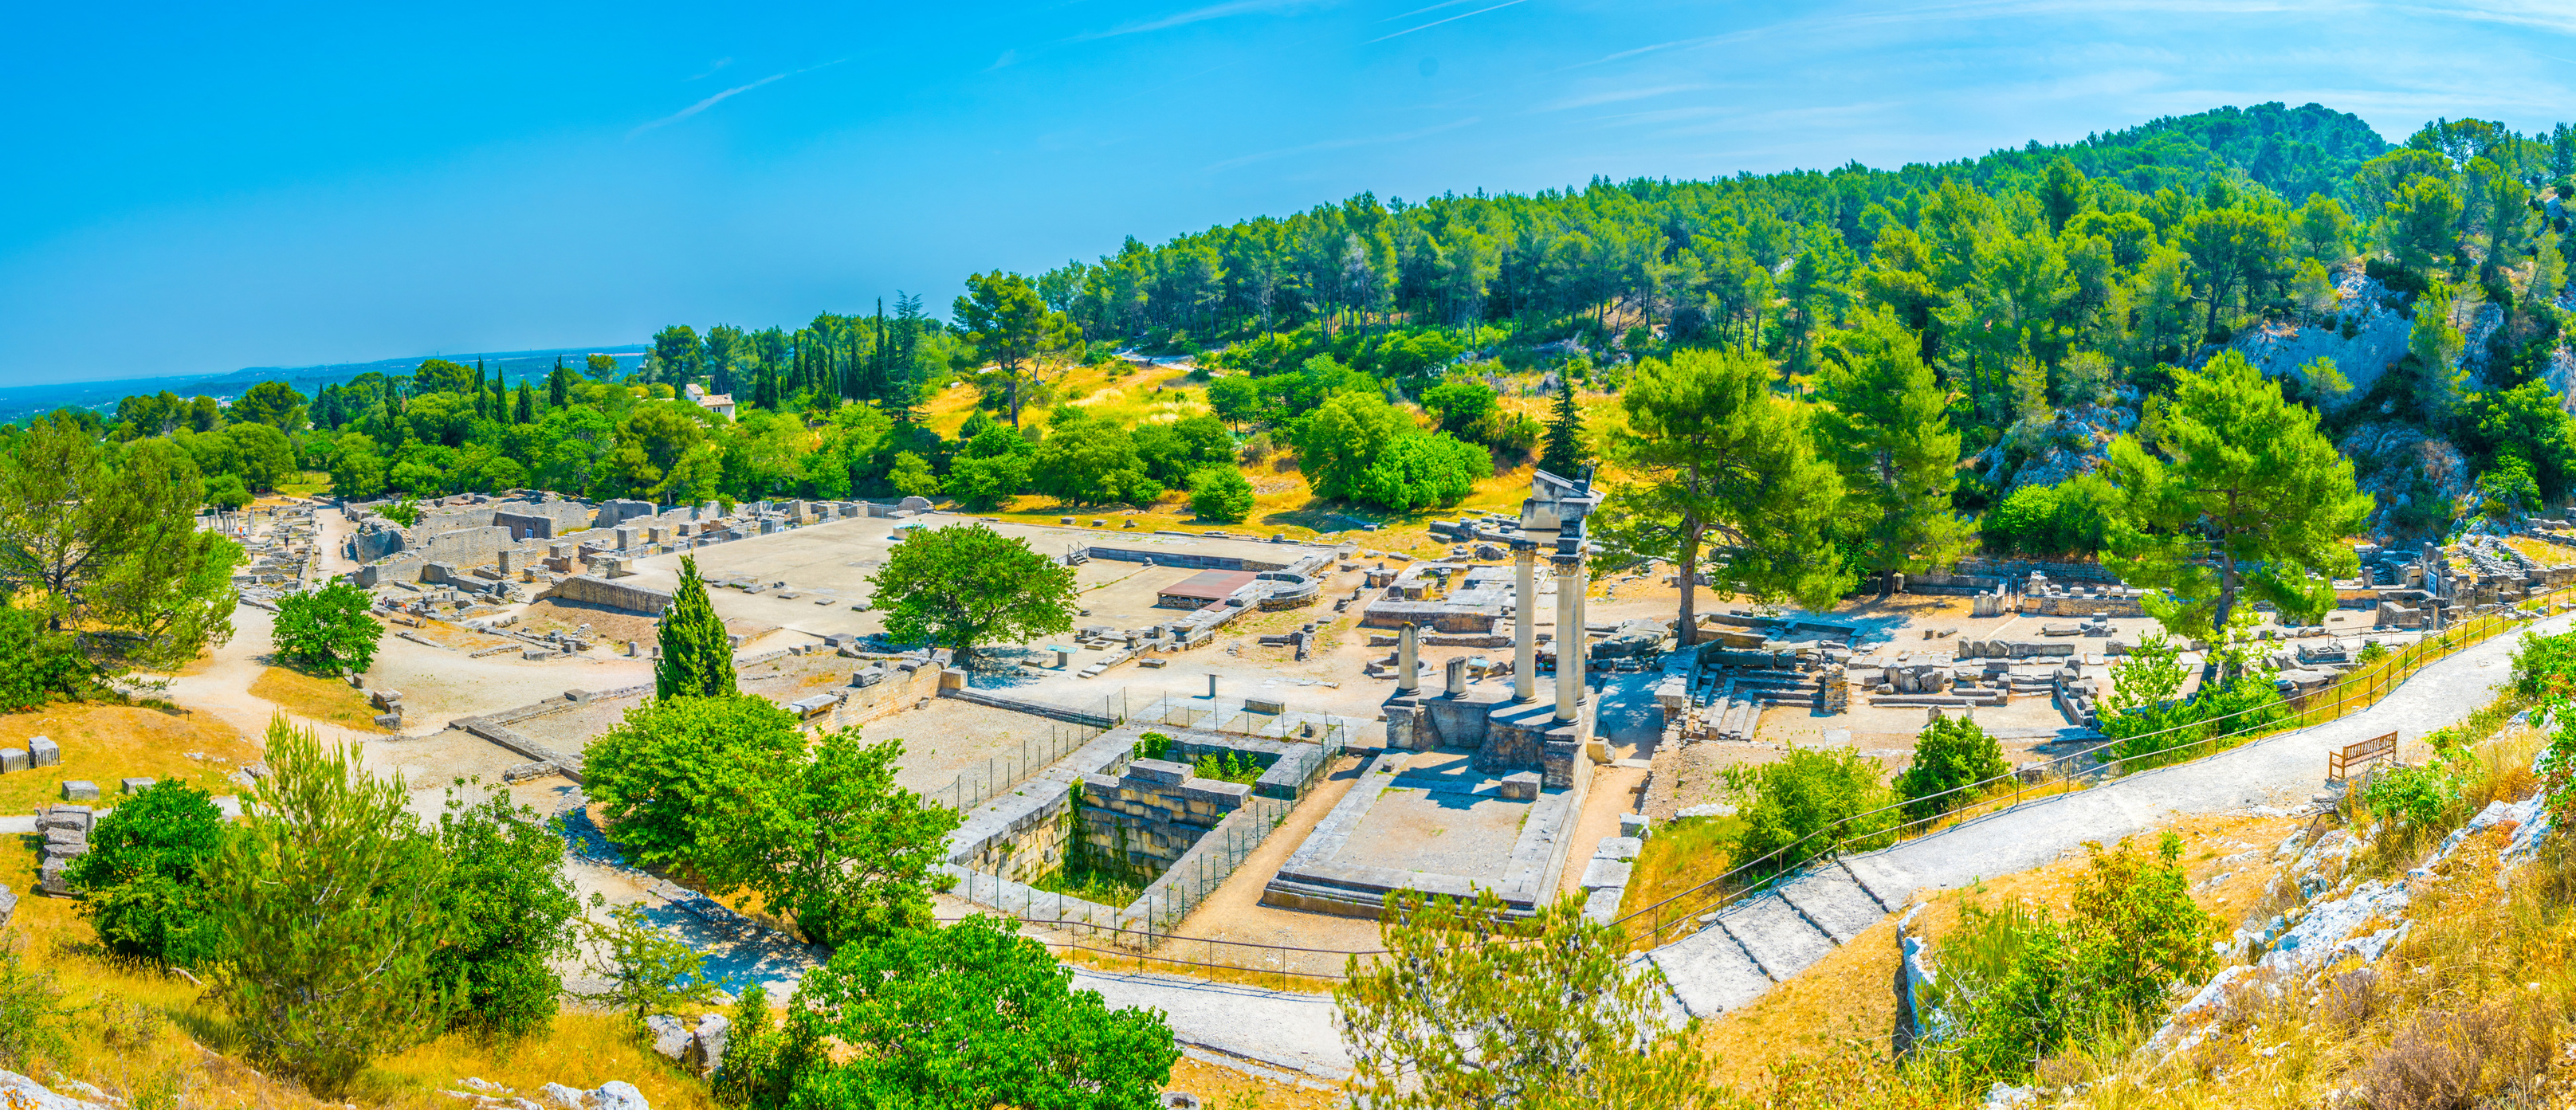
2225 269 2414 402
2340 422 2471 540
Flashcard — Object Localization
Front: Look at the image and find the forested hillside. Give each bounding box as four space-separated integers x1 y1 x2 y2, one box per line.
22 100 2576 591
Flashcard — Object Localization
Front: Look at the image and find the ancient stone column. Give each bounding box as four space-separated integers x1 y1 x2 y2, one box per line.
1446 655 1467 696
1398 622 1421 696
1514 543 1538 702
1554 551 1583 722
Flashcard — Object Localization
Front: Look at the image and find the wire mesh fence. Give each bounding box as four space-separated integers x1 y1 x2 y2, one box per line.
929 716 1112 813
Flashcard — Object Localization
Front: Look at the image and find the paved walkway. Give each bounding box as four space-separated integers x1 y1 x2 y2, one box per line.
1651 610 2568 1016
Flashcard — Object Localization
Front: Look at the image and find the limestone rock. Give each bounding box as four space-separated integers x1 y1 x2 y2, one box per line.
642 1013 692 1060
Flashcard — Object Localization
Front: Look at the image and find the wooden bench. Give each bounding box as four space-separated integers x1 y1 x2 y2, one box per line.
2327 731 2398 783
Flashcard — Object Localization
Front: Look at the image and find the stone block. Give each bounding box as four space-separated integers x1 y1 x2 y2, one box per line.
1126 759 1191 786
373 712 403 729
59 781 97 802
1243 696 1286 715
1619 812 1650 840
0 750 24 774
119 778 156 795
1498 771 1541 800
643 1013 693 1061
26 737 57 768
1595 835 1643 861
684 1012 732 1076
1578 857 1632 891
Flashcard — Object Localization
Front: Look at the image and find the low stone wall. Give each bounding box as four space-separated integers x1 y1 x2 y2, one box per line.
2016 594 2150 618
1076 759 1251 873
545 575 675 616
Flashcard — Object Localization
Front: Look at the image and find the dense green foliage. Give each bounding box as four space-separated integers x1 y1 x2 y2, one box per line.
1895 714 2012 821
1921 833 2217 1081
586 695 960 947
66 779 229 967
1722 747 1900 870
868 524 1077 657
269 581 383 674
1186 465 1255 522
212 717 451 1096
723 916 1179 1109
656 555 737 700
1335 889 1719 1110
428 784 583 1041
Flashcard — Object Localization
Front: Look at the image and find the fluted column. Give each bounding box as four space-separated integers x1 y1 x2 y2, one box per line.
1553 551 1583 722
1514 544 1538 702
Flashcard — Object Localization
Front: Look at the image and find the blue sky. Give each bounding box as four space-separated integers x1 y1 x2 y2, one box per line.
6 0 2576 386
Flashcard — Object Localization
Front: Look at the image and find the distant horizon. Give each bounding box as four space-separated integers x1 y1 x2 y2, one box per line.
10 1 2573 386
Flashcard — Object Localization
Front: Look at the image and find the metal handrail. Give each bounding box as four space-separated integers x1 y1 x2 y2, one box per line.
1611 590 2558 950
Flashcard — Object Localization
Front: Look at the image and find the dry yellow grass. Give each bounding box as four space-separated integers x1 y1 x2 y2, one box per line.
0 704 256 811
249 665 391 733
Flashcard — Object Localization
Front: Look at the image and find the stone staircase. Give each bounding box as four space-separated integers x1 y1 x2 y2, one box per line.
1643 854 1906 1017
1694 673 1821 742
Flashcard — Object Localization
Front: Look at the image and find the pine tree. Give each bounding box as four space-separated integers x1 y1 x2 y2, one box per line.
1539 374 1588 477
655 556 736 700
1816 308 1973 594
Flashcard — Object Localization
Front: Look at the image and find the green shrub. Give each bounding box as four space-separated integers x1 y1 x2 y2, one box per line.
270 581 385 674
1723 747 1900 870
1187 467 1255 523
430 784 582 1041
2511 629 2576 700
1133 732 1173 762
724 916 1178 1106
1192 751 1263 785
1928 833 2217 1081
1977 476 2114 558
1895 714 2011 822
67 779 228 968
2362 759 2467 828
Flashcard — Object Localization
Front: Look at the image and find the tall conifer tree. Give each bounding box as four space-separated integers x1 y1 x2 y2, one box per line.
655 557 736 700
1539 374 1588 477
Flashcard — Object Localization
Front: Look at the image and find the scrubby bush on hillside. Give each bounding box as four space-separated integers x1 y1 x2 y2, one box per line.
1923 833 2217 1081
68 779 228 968
1724 747 1899 870
1977 476 2114 558
1895 714 2011 822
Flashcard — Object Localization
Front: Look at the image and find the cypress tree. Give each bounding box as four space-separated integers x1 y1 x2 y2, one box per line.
1539 374 1589 477
548 360 570 408
655 556 736 700
514 381 535 424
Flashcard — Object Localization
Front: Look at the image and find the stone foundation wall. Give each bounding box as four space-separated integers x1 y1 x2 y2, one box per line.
1076 759 1251 873
545 575 675 615
2016 594 2149 618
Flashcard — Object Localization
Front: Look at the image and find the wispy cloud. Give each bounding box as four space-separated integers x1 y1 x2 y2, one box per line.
1382 0 1479 20
1537 83 1714 112
1367 0 1526 44
1079 0 1333 41
1207 116 1482 170
686 57 733 81
630 61 843 138
988 49 1020 71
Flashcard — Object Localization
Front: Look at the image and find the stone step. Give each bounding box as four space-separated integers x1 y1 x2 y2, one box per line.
1774 867 1887 943
1713 890 1836 981
1647 919 1775 1018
